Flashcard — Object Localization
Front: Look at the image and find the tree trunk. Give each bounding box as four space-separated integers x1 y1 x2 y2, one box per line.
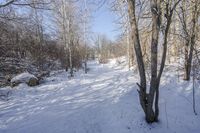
127 0 147 115
184 43 190 80
128 0 180 123
183 0 199 81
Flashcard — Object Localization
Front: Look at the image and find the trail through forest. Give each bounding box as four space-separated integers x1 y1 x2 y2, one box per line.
0 59 200 133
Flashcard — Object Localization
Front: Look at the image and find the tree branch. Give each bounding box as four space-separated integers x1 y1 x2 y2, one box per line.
0 0 16 8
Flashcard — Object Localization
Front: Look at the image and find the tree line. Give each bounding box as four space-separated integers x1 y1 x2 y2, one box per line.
0 0 93 78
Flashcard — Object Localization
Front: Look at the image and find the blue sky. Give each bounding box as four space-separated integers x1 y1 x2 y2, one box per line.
91 3 119 41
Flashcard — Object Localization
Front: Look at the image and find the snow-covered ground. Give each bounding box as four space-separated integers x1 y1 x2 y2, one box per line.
0 58 200 133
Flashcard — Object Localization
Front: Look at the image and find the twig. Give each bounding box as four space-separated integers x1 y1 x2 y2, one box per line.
165 100 169 128
192 63 197 115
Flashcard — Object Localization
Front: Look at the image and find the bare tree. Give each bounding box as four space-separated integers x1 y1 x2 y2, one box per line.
111 0 135 69
127 0 181 122
51 0 79 77
177 0 200 80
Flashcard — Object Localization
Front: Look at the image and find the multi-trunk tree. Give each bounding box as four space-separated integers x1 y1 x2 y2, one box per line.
127 0 181 122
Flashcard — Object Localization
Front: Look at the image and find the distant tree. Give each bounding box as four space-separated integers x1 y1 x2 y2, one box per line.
177 0 200 80
111 0 135 69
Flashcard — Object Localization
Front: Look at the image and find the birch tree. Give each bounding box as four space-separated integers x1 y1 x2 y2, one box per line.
52 0 80 77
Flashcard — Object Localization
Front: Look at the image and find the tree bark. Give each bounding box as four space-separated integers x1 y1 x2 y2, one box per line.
128 0 181 123
128 0 147 115
146 0 161 122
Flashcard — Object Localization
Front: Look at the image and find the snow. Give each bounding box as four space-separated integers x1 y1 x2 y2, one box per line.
11 72 38 84
0 58 200 133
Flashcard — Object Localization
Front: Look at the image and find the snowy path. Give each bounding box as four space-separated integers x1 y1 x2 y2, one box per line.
0 60 200 133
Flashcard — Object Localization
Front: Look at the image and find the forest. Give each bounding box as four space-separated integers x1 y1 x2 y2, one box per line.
0 0 200 133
